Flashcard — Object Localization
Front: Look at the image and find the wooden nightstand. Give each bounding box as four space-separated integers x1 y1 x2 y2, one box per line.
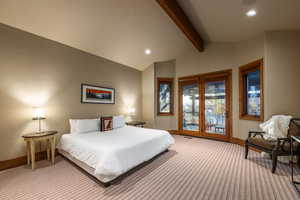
22 131 58 170
126 121 146 128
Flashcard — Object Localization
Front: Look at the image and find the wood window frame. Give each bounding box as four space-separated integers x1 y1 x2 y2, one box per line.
157 77 174 116
239 59 264 121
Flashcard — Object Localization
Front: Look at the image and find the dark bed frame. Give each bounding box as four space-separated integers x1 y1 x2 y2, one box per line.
59 149 169 187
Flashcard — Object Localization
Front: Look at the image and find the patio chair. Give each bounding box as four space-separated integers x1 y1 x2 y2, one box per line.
245 118 300 173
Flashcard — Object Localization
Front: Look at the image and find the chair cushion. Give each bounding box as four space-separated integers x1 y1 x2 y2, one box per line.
247 137 298 151
248 137 276 150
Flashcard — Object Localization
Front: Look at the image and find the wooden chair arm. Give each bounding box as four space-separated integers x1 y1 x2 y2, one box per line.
277 138 290 141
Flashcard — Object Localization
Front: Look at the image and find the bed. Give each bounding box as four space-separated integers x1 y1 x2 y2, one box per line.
57 125 174 186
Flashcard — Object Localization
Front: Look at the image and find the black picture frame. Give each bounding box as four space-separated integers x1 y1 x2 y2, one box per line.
81 84 115 104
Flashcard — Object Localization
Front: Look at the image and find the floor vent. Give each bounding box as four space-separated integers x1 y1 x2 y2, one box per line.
184 136 193 139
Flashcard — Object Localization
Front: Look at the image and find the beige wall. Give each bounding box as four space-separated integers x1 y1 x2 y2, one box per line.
233 36 265 139
170 32 300 140
154 60 176 130
142 60 176 130
0 24 142 161
141 31 300 142
143 39 265 138
142 64 155 128
264 31 300 118
174 42 235 132
174 37 265 139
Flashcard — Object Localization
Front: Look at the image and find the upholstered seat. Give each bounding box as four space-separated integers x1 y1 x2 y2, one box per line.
247 137 298 151
245 118 300 173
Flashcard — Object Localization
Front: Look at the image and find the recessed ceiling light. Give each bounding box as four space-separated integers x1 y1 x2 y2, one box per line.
145 49 151 55
246 9 257 17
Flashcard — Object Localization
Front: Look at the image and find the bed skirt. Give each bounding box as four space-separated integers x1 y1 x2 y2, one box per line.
58 148 169 187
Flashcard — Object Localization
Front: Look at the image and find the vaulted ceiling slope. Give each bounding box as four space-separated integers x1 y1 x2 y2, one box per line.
0 0 300 70
0 0 193 70
178 0 300 42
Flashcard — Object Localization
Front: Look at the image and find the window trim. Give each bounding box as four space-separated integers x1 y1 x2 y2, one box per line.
157 77 174 116
239 59 264 121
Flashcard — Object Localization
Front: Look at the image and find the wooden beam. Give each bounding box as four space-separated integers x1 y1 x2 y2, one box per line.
156 0 204 52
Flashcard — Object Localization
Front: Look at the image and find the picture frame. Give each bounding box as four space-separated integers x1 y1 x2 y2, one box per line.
81 84 115 104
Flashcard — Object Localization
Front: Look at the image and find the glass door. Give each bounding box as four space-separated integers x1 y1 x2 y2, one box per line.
179 72 231 141
179 80 200 136
201 77 230 140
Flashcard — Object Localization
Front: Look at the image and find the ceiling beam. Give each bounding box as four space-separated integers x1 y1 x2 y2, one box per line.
156 0 204 52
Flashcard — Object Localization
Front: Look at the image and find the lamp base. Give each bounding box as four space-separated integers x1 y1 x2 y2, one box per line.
32 118 45 133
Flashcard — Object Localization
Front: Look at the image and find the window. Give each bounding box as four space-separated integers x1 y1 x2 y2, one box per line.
239 59 264 121
157 78 174 116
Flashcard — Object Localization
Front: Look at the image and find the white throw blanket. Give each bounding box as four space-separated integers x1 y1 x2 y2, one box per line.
260 115 292 140
259 115 292 163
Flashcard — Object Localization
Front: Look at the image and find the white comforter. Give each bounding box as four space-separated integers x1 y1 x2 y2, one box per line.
58 126 174 182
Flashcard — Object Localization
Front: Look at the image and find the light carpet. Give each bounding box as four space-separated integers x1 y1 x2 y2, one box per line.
0 135 299 200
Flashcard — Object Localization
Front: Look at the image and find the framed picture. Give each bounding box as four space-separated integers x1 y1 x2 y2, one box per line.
81 84 115 104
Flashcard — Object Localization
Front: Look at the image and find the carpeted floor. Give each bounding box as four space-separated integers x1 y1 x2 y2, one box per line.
0 135 299 200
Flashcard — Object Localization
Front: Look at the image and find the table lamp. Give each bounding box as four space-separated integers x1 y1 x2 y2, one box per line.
125 108 135 122
32 107 46 133
128 108 136 116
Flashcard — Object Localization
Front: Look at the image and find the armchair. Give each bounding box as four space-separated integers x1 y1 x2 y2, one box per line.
245 118 300 173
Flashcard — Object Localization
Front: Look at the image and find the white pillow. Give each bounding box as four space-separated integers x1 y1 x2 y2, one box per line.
113 115 126 129
69 118 100 134
69 119 77 133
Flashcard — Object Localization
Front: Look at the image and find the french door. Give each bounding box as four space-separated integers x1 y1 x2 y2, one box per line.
179 79 200 137
179 71 232 141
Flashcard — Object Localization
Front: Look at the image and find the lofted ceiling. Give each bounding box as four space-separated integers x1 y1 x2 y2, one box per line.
0 0 300 70
178 0 300 42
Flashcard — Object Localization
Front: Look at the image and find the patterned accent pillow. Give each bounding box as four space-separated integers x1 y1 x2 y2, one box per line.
113 115 126 129
101 117 113 132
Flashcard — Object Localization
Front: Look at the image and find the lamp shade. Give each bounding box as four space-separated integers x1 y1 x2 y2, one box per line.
128 108 135 115
33 107 46 120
